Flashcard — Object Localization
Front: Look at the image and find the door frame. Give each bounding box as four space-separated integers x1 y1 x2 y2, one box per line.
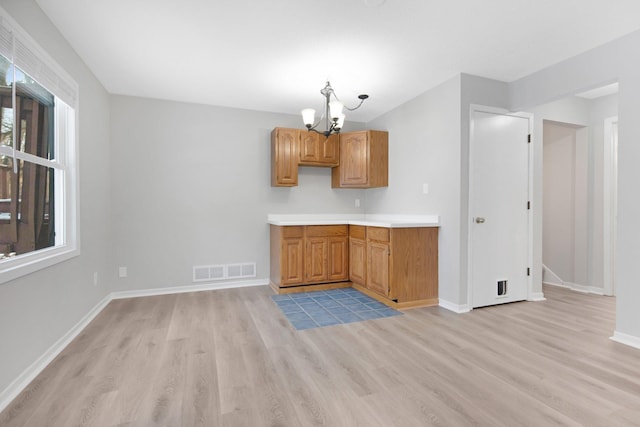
603 116 618 296
467 105 534 309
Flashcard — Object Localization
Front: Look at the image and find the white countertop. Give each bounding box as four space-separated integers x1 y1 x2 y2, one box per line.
267 214 439 228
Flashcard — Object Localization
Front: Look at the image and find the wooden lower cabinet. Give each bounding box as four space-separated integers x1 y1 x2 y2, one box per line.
351 225 439 307
272 223 438 307
270 225 348 288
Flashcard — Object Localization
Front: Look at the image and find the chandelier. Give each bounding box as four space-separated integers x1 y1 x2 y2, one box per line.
301 81 369 136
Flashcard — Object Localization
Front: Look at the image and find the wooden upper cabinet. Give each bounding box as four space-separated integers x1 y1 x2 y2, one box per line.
299 132 339 166
272 128 340 187
271 128 299 187
332 130 388 188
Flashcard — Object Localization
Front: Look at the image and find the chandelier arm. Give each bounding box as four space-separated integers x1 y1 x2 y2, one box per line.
332 93 367 111
343 99 366 112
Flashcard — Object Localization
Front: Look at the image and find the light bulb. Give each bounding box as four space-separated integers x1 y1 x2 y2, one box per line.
329 101 343 120
301 109 315 127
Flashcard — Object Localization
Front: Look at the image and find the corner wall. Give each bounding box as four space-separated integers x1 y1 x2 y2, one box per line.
0 0 112 400
365 75 462 305
509 29 640 344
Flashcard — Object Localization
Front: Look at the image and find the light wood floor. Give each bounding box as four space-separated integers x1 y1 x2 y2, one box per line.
2 284 640 426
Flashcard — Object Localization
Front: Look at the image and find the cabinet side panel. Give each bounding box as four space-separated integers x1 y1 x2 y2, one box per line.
368 130 389 188
270 225 282 285
390 228 438 302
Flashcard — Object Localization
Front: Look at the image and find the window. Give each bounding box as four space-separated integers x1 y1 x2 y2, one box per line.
0 8 79 284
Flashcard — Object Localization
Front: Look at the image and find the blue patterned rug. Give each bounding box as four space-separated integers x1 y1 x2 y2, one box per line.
272 287 402 330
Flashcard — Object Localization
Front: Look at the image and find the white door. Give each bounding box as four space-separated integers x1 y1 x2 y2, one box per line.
470 109 530 308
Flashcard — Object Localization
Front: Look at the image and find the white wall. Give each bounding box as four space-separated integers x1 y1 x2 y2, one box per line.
365 75 462 305
0 0 112 399
588 94 619 290
542 122 581 283
109 95 366 292
509 29 640 341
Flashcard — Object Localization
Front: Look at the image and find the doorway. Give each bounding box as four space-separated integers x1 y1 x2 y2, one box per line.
539 86 619 296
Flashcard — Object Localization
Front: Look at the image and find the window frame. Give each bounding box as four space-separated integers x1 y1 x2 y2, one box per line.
0 7 80 285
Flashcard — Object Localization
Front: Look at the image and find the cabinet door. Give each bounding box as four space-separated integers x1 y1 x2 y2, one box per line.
328 236 349 282
367 241 390 296
322 134 339 165
299 131 320 163
349 237 366 285
271 128 299 186
339 132 368 186
305 237 328 283
281 238 304 286
299 132 339 166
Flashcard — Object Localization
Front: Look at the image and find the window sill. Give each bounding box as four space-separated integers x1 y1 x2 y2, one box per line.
0 245 80 285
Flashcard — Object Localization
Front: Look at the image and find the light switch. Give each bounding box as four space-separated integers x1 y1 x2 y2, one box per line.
119 266 127 278
422 183 429 194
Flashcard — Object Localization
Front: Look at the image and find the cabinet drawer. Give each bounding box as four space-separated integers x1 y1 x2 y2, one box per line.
349 225 366 240
367 226 389 242
306 225 348 237
282 226 304 238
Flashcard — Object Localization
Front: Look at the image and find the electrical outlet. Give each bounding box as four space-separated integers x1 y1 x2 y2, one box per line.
93 272 98 286
422 183 429 194
118 266 127 278
355 198 361 208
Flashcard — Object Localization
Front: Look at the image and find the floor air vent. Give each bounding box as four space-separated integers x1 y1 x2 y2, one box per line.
193 262 256 282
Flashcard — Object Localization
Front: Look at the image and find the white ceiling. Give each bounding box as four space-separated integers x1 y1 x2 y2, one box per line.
35 0 640 122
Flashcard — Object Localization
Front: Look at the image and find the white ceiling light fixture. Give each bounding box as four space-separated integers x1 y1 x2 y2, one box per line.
301 81 369 136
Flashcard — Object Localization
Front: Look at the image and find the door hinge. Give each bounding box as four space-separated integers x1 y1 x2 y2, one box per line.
527 134 531 143
527 267 531 276
527 201 531 210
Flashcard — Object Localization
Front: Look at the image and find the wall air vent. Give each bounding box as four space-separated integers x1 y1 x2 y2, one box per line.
193 262 257 282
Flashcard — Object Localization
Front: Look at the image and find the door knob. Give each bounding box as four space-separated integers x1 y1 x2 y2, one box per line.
475 217 486 224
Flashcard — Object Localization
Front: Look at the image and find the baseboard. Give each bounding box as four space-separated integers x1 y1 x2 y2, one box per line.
543 281 604 296
0 293 111 414
0 278 270 414
528 292 546 302
110 278 269 300
610 331 640 350
439 299 470 314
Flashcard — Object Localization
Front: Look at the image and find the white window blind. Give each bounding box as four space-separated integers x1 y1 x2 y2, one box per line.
0 11 78 107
